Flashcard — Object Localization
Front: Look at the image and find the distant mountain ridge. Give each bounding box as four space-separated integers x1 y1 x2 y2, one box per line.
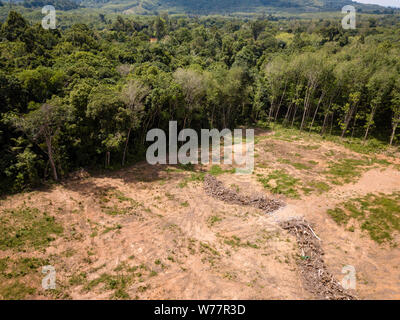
95 0 390 15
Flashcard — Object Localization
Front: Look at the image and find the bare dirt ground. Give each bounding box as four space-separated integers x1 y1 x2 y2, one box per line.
0 128 399 300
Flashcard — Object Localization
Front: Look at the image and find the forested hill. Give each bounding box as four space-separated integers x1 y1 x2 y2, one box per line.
81 0 389 15
149 0 357 13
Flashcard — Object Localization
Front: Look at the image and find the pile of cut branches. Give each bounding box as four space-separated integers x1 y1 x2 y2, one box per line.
204 174 283 214
280 218 356 300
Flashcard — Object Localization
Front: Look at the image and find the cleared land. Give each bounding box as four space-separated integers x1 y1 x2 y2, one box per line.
0 126 399 300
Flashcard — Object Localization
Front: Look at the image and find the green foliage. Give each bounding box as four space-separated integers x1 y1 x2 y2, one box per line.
0 10 399 195
258 169 301 198
208 215 222 227
326 158 373 185
178 171 205 188
278 158 311 170
84 273 132 299
327 193 400 244
0 207 63 251
209 165 234 176
0 281 36 300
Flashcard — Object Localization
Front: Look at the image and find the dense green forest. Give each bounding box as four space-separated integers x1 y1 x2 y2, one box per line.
1 9 400 194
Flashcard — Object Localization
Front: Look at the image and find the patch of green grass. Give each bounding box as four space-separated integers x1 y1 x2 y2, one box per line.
209 165 235 176
178 172 205 188
325 150 336 157
327 207 350 225
180 201 189 208
325 158 371 185
113 190 134 203
341 138 388 155
223 236 259 249
372 158 391 166
224 236 241 247
69 272 87 286
245 241 260 249
104 206 129 216
100 190 142 216
0 207 63 251
178 172 206 188
12 258 48 278
278 158 311 170
223 272 236 280
306 181 331 194
0 281 36 300
0 258 8 274
0 257 49 279
257 162 270 169
0 257 51 299
199 242 219 256
258 170 301 199
102 224 122 234
269 124 394 156
208 215 223 227
301 144 320 150
327 192 400 244
84 273 132 299
137 285 149 293
270 126 299 142
149 270 158 277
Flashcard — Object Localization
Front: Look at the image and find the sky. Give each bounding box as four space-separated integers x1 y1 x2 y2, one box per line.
353 0 400 7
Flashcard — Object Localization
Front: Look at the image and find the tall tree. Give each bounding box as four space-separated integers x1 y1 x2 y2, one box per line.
390 80 400 146
11 101 70 181
120 80 150 166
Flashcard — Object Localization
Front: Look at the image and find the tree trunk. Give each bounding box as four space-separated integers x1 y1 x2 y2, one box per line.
329 111 334 135
390 118 399 146
274 80 287 121
309 92 324 134
321 113 328 135
363 125 371 142
291 103 298 127
283 102 293 125
105 151 111 167
45 136 58 181
122 127 132 166
341 104 357 138
321 102 332 136
268 98 275 122
363 105 378 142
300 81 314 131
351 109 358 138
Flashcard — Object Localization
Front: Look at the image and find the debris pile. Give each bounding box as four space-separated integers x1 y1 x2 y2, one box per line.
68 168 90 180
203 174 283 214
280 218 356 300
